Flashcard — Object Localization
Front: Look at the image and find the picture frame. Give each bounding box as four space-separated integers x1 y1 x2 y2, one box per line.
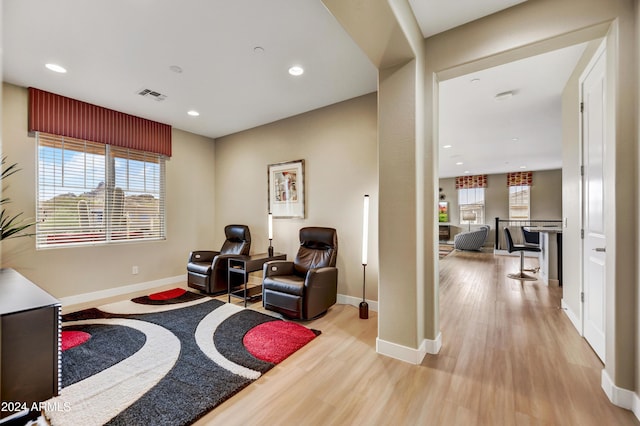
268 159 305 218
438 201 449 223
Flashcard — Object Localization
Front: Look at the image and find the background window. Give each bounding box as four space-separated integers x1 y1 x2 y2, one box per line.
36 133 166 248
509 185 531 220
458 188 485 225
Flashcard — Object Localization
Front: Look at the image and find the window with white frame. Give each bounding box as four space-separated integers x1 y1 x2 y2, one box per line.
509 185 531 220
458 187 485 225
36 133 166 248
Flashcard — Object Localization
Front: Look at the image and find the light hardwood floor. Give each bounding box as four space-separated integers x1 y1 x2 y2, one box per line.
197 250 638 425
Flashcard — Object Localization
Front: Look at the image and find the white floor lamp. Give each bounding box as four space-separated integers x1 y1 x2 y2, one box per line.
267 212 274 256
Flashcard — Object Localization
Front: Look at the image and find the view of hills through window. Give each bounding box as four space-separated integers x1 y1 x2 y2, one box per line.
37 133 165 246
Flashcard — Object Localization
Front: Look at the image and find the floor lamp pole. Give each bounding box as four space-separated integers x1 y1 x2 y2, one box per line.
360 263 368 319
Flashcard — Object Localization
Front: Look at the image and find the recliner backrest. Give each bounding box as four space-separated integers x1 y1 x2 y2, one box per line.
220 224 251 255
294 227 338 276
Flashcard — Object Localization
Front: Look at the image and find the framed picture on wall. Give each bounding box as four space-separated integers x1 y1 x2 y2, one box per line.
268 159 305 218
438 201 449 222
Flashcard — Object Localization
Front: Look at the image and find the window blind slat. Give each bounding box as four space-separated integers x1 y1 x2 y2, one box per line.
36 132 166 248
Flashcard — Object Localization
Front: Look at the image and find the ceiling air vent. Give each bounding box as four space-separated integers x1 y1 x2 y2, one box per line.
137 88 167 101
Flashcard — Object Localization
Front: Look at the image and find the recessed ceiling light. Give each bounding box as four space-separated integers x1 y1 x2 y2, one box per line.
512 137 519 141
495 91 513 100
169 65 183 74
254 46 265 54
464 170 470 174
470 78 480 83
45 63 67 73
443 145 452 149
456 162 464 166
520 165 527 169
288 66 304 76
187 110 200 117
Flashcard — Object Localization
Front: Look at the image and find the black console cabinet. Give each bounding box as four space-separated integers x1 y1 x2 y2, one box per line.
0 269 60 420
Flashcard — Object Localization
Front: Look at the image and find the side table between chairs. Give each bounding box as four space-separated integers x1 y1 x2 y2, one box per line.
228 252 286 307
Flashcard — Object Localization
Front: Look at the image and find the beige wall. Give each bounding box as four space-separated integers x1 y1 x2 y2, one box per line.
214 93 379 302
439 169 563 243
1 83 217 298
378 61 420 347
636 0 640 397
325 0 437 356
634 1 640 400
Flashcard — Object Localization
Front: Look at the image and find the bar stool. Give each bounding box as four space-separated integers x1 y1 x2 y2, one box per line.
504 227 541 281
521 226 540 247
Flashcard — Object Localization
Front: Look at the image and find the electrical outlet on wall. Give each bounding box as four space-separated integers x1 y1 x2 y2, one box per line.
132 266 139 275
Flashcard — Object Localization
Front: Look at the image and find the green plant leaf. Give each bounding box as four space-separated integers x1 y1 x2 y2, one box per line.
0 157 36 240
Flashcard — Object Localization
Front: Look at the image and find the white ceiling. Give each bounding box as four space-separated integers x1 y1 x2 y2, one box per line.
438 43 587 178
2 0 378 139
408 0 528 37
3 0 580 178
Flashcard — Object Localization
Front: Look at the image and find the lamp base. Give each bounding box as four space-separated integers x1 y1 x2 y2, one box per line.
359 301 368 319
268 246 274 257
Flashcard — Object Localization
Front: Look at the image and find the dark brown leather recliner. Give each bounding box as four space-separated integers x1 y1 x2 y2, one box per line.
262 227 338 320
187 225 251 294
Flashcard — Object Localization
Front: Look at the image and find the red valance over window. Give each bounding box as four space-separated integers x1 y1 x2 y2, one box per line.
28 87 172 157
455 175 487 189
507 171 533 186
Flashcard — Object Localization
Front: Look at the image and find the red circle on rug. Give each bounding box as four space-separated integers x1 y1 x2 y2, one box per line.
61 330 91 351
243 321 317 364
149 288 187 300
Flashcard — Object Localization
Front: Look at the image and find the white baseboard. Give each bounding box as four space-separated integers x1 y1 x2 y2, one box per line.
376 332 441 365
59 275 186 307
601 368 640 421
423 332 442 355
561 299 582 334
337 293 378 312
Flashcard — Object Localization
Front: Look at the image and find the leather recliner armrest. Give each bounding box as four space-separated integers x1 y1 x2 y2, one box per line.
304 267 338 289
263 260 295 278
211 252 246 267
303 267 338 318
188 250 220 263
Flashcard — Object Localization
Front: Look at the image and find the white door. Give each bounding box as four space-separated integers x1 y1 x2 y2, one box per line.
581 45 606 362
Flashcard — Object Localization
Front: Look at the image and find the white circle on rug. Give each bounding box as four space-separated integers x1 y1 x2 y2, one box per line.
44 318 180 426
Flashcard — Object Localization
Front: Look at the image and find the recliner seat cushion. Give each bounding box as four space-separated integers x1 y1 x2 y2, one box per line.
263 275 305 296
187 262 213 275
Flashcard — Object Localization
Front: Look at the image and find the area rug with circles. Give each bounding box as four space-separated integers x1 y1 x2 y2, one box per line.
45 288 320 426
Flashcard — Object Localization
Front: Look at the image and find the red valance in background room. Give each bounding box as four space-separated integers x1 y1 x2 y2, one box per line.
455 175 487 189
507 171 533 186
28 87 172 157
